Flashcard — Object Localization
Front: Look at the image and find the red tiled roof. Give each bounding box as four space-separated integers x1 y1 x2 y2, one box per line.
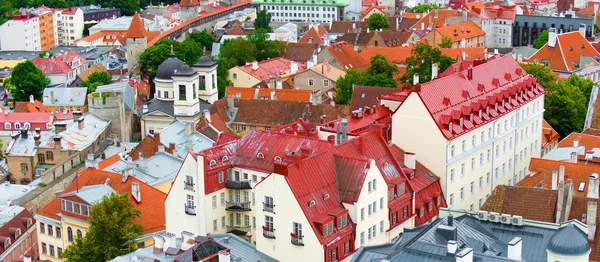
329 21 365 34
0 208 35 255
334 155 370 203
14 100 51 113
324 42 370 70
225 87 312 102
298 26 325 44
36 168 167 234
236 58 307 82
481 185 559 223
542 119 560 148
225 24 245 36
465 2 517 21
179 0 200 7
529 31 600 72
557 132 600 151
381 55 545 140
0 112 56 124
98 154 121 169
519 157 600 197
360 5 386 16
81 30 127 43
362 0 378 6
126 13 147 39
361 46 485 65
215 132 240 145
33 51 87 75
433 21 485 42
410 9 461 30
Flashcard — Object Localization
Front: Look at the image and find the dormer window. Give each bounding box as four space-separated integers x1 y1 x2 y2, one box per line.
419 206 425 217
14 122 21 130
323 194 330 200
459 118 463 128
478 109 482 118
257 153 265 159
4 123 10 129
222 156 229 162
398 183 405 196
209 160 217 166
274 156 282 162
24 123 30 130
27 218 32 227
15 229 21 238
4 238 9 248
437 195 441 205
428 201 433 211
494 103 498 111
309 200 316 207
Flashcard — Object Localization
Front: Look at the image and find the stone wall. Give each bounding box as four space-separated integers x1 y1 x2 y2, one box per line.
88 92 134 142
14 153 85 215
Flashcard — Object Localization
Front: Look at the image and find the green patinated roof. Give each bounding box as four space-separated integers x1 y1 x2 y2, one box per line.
252 0 347 6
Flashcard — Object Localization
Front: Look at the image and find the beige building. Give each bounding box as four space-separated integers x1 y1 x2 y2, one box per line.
287 62 345 103
228 58 303 88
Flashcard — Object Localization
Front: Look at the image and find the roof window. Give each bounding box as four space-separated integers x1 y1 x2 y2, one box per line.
209 160 217 166
309 200 316 207
257 152 265 159
323 194 330 200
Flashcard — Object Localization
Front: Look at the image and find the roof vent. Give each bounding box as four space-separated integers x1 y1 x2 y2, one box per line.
323 193 330 200
308 200 316 207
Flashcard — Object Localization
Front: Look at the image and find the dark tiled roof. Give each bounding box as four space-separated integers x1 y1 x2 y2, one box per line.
398 18 420 30
350 86 400 111
329 21 365 34
283 43 319 62
582 128 600 137
481 185 558 223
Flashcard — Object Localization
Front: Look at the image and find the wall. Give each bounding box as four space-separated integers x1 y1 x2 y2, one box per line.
317 49 345 71
165 154 202 236
0 17 41 51
88 93 134 142
293 69 336 102
228 67 260 88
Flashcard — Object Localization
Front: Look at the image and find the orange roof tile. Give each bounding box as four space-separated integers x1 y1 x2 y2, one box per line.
36 168 167 234
542 119 560 148
98 154 121 169
410 9 461 30
433 21 485 42
519 157 600 197
225 24 245 36
14 100 51 113
529 31 600 72
402 12 424 19
78 63 107 82
81 30 128 43
225 87 312 102
324 42 370 70
361 46 485 64
179 0 200 7
236 57 307 82
360 5 386 16
558 132 600 151
299 26 325 44
126 13 147 39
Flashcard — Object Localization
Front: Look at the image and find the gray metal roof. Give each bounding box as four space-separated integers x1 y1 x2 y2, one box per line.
43 87 88 107
352 210 591 262
139 98 211 118
157 55 186 80
60 184 116 205
158 120 215 158
103 152 182 186
546 224 591 256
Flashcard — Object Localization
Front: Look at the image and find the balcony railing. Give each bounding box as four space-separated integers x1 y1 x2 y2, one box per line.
263 203 275 213
227 225 251 233
262 228 276 239
225 201 251 211
184 181 194 190
291 236 304 246
226 180 252 189
184 204 196 215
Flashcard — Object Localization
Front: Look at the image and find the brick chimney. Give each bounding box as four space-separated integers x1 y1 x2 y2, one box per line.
152 233 164 252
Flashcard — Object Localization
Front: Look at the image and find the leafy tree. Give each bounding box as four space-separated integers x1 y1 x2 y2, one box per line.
254 9 272 32
439 36 453 48
0 2 17 26
219 38 256 67
139 39 202 78
189 30 215 51
38 51 54 58
62 193 143 261
4 60 49 101
544 80 587 138
83 23 96 36
533 30 549 49
567 73 595 102
81 71 112 93
336 54 398 104
410 3 441 13
181 38 203 66
365 13 391 30
248 29 287 62
400 43 456 84
521 61 557 91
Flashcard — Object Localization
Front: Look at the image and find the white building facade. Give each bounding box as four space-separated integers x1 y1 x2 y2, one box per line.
252 0 346 24
383 55 545 211
0 15 41 51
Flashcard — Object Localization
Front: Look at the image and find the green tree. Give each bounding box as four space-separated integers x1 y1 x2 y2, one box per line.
400 43 456 84
139 39 200 78
254 9 272 32
567 73 595 103
62 193 143 261
38 51 54 58
410 3 441 13
336 70 364 105
81 71 112 93
365 13 391 30
367 53 399 78
248 29 287 62
219 38 256 66
4 60 49 102
0 2 17 26
439 36 453 48
188 30 215 51
533 30 549 49
521 61 557 91
544 80 587 138
83 23 96 36
336 54 398 104
181 38 203 66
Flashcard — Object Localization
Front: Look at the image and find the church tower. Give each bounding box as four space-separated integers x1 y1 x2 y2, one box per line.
126 13 147 71
179 0 200 24
192 55 218 104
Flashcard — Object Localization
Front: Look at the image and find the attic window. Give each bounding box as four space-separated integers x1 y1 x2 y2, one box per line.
323 194 330 200
3 238 9 248
257 153 265 159
209 160 217 166
15 229 21 238
568 46 573 51
222 156 229 162
309 200 316 207
581 44 585 49
274 156 282 162
27 218 32 227
578 181 586 192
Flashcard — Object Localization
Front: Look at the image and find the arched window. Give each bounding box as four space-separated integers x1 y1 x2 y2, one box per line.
257 153 265 159
274 156 282 162
3 238 10 248
67 227 73 242
4 123 10 130
309 200 316 207
15 228 21 238
24 123 30 130
14 122 21 130
222 156 229 162
76 229 82 238
209 160 216 166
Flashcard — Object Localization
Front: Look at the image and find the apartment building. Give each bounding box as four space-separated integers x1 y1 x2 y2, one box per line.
0 206 38 262
252 0 346 24
34 168 167 262
421 21 486 48
381 55 545 211
31 7 84 46
33 52 88 87
0 14 41 51
165 116 446 261
464 2 516 48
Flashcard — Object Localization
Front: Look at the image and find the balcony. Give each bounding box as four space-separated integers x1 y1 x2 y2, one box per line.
184 181 194 190
263 203 275 213
226 180 251 189
184 204 196 215
291 235 304 246
225 201 251 211
227 225 251 235
262 228 275 239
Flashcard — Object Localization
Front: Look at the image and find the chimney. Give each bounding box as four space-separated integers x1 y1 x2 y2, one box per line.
290 61 298 74
327 135 335 145
352 22 356 30
73 111 82 120
421 22 424 30
142 104 148 114
341 118 348 142
587 150 594 161
23 256 31 262
404 152 416 169
121 168 131 183
131 182 141 202
336 121 341 144
574 139 579 147
447 240 458 256
517 54 523 63
570 152 578 163
456 248 473 262
34 134 41 147
50 91 55 104
559 165 565 183
203 109 211 122
413 73 419 84
552 170 558 190
137 151 147 170
20 129 28 139
85 153 96 168
437 214 457 242
35 127 41 135
218 250 231 262
431 63 439 79
181 231 195 250
435 9 439 18
461 51 467 61
158 145 165 153
548 28 557 47
270 90 277 100
467 67 473 80
116 138 121 147
77 118 85 130
507 237 522 260
226 95 235 115
53 136 61 149
461 23 465 33
579 23 586 37
328 91 335 107
589 174 599 199
29 95 34 104
162 232 176 252
251 61 258 70
588 201 597 241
